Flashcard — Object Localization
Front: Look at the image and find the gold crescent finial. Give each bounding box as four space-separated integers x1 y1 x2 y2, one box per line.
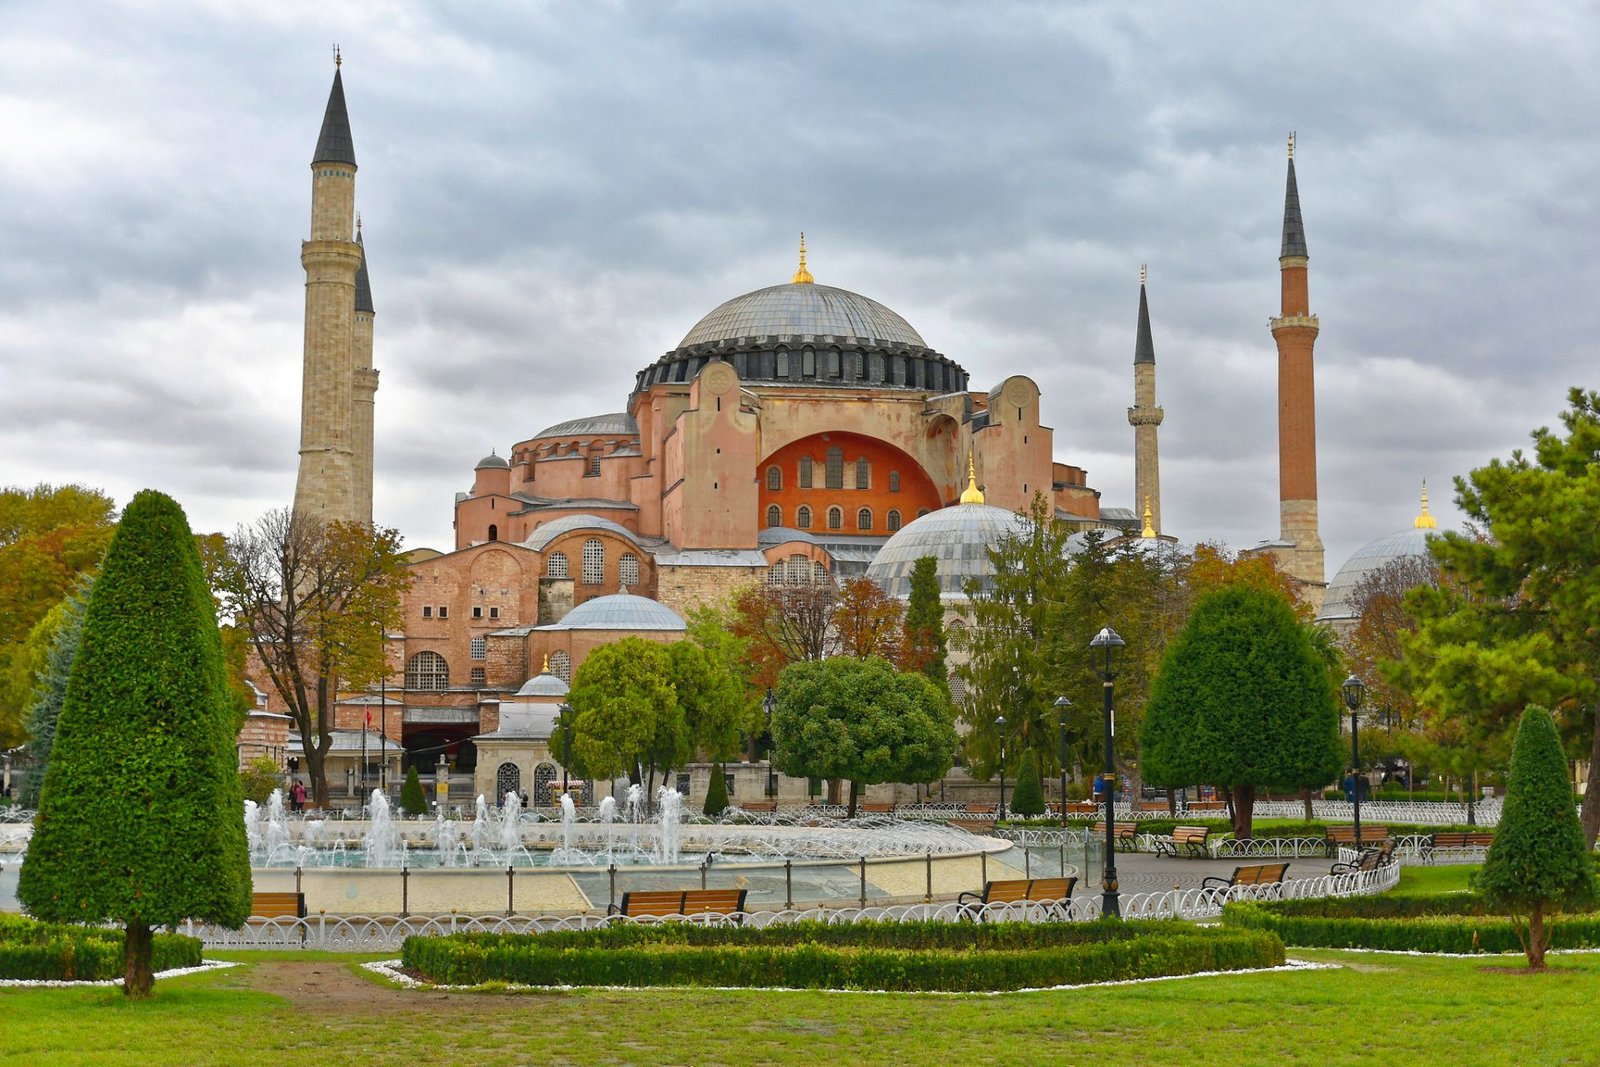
791 232 814 284
1415 480 1438 529
356 211 362 237
334 44 342 69
1288 130 1295 159
1142 497 1156 538
1139 263 1147 286
541 653 550 673
959 452 985 505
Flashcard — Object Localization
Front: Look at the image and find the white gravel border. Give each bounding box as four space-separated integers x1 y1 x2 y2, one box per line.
0 959 238 988
362 957 1336 995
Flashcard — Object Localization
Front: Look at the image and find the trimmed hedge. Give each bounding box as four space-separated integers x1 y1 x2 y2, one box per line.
1221 894 1600 954
0 915 203 981
401 919 1284 991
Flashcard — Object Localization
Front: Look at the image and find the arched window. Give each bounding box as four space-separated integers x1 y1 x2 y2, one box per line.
788 555 809 584
551 650 571 682
825 447 844 489
495 762 521 799
766 504 782 528
586 455 601 477
857 507 873 531
582 539 604 585
887 509 902 532
767 465 781 491
619 553 640 587
470 636 487 660
767 564 785 585
796 505 812 529
406 651 449 691
855 457 870 489
801 346 816 377
827 507 842 531
775 347 789 377
532 763 558 806
889 471 901 493
798 455 813 488
812 561 828 583
547 552 569 578
487 523 498 541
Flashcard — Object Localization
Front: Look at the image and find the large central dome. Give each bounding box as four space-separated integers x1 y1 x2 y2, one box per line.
679 283 927 349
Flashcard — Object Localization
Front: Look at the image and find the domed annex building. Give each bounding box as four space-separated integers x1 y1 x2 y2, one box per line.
1316 485 1443 633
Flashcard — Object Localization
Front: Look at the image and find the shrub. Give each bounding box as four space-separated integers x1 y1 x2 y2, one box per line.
1009 759 1045 816
703 764 729 817
402 919 1282 991
0 915 202 981
239 756 282 805
400 766 427 816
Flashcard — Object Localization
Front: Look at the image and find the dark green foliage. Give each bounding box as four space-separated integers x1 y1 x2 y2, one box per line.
0 915 201 981
400 766 427 816
1141 584 1342 837
904 556 947 687
1010 758 1045 815
17 576 93 805
401 919 1283 991
17 490 251 995
1223 895 1600 953
703 763 729 816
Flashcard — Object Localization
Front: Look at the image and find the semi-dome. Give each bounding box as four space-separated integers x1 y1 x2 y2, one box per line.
530 413 639 441
866 501 1031 599
535 592 686 631
522 514 642 552
680 283 927 349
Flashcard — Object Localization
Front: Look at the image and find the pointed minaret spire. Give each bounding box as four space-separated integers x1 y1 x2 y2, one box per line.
1134 265 1155 365
1128 267 1164 534
313 57 357 166
354 217 374 314
1281 132 1307 259
791 232 814 284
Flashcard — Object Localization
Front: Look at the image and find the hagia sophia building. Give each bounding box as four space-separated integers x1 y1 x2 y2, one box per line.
250 64 1333 801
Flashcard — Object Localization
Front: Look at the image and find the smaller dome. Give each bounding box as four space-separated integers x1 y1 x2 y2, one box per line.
531 413 639 441
866 503 1031 599
523 514 642 552
537 592 686 631
476 451 510 470
1320 527 1438 622
515 671 569 698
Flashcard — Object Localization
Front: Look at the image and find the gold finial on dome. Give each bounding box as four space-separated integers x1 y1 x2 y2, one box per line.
1287 130 1295 159
541 653 550 674
334 43 342 68
791 232 814 284
959 453 985 505
1414 480 1438 529
1139 263 1147 286
1142 497 1156 538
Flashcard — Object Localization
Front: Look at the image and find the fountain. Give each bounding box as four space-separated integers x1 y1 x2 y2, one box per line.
654 787 682 865
363 790 397 867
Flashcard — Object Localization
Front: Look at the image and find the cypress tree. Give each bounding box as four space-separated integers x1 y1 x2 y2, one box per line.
904 556 948 687
703 763 730 817
1010 756 1046 816
17 490 251 997
1475 705 1596 970
401 765 428 816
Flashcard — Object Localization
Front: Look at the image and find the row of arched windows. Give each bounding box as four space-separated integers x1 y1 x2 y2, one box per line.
636 348 965 393
766 504 904 533
544 543 642 587
407 647 573 692
766 555 830 585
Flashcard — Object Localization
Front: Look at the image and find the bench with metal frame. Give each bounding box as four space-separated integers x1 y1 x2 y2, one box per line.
1324 825 1390 855
1330 838 1395 875
1201 862 1290 893
608 888 749 921
1152 825 1212 859
1424 830 1495 862
957 876 1076 914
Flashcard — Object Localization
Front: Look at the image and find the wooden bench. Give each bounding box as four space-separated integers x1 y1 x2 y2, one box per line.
964 803 997 816
957 877 1076 912
1202 862 1290 893
609 888 748 920
1135 801 1170 813
1061 801 1100 816
1324 825 1390 855
249 891 306 920
1186 800 1227 812
1152 825 1212 859
1331 839 1395 875
1090 820 1139 850
738 800 777 813
860 802 896 816
1425 830 1495 862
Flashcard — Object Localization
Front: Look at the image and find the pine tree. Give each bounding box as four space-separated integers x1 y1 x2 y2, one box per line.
17 575 93 806
1475 705 1596 970
702 763 730 817
1010 756 1046 816
16 490 251 997
401 765 428 816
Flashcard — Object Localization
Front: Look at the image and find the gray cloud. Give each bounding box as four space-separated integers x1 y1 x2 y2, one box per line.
2 1 1597 575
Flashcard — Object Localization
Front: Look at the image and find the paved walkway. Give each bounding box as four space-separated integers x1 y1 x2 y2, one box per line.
992 846 1326 896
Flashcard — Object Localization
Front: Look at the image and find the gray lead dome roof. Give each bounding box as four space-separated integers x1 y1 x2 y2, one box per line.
531 413 639 440
1319 527 1437 622
679 283 927 349
535 592 686 631
865 503 1031 599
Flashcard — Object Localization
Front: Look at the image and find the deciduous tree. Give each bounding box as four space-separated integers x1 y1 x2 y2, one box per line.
568 638 679 789
728 577 838 688
16 490 250 998
833 576 904 660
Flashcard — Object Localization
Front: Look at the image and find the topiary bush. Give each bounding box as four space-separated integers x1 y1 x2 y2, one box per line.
401 919 1283 991
401 766 428 816
1009 759 1045 816
703 764 730 817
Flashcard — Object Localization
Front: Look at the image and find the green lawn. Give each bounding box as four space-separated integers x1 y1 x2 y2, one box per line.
3 943 1596 1065
1390 863 1479 896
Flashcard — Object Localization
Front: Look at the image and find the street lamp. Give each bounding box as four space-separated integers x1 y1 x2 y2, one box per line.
559 703 574 801
1054 696 1072 828
1341 675 1365 849
1090 626 1125 918
995 715 1008 819
764 688 778 798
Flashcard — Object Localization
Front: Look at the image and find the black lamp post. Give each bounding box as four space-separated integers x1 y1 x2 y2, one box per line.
1054 696 1072 829
764 688 778 798
1341 675 1365 849
995 715 1008 819
559 703 574 800
1091 626 1125 918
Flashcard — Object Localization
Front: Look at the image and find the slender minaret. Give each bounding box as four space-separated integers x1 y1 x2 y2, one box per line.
351 217 378 524
293 54 365 523
1271 132 1325 606
1127 265 1163 534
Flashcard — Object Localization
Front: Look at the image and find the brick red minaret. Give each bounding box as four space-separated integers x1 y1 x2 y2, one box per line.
1270 133 1325 608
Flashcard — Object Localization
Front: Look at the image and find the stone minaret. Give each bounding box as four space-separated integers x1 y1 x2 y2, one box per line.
352 220 377 525
1270 133 1325 607
1127 265 1163 534
293 58 368 523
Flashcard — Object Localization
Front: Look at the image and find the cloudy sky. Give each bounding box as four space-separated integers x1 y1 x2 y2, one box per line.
2 2 1595 573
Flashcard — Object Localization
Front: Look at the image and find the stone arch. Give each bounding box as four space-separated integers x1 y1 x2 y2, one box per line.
495 762 521 799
